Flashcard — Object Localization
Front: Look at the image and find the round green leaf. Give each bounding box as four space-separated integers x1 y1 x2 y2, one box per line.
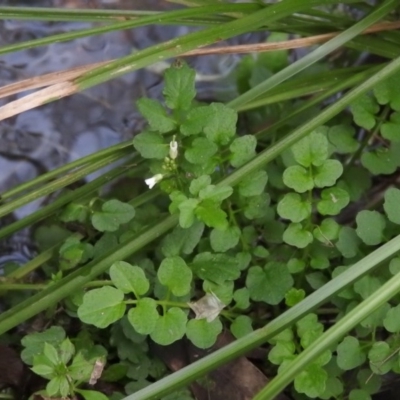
77 286 126 328
283 223 313 248
383 304 400 332
210 226 241 252
109 261 149 296
313 218 340 244
238 170 268 197
294 364 328 398
317 187 350 215
230 315 253 339
195 200 228 230
356 210 386 245
199 185 233 203
91 200 135 232
178 198 199 229
150 307 187 346
350 94 378 130
189 175 211 196
136 98 176 133
313 159 343 188
185 137 218 165
158 256 192 297
381 112 400 142
133 131 168 159
328 124 359 154
283 165 314 193
186 318 222 348
246 262 294 305
336 336 366 370
277 193 311 222
291 130 329 167
204 103 237 145
368 341 393 375
384 187 400 224
229 135 257 167
128 297 159 335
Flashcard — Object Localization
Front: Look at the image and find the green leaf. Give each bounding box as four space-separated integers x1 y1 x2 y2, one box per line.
43 342 59 366
158 256 192 297
204 103 237 145
195 200 228 230
373 71 400 111
349 389 372 400
336 336 366 370
383 304 400 332
47 376 70 398
161 221 204 257
353 276 381 300
186 318 223 348
137 98 176 133
59 202 88 223
384 187 400 224
350 94 379 130
191 252 240 284
31 363 54 378
59 238 93 270
246 262 293 305
338 166 371 202
328 124 359 154
268 340 296 365
199 185 233 203
283 165 314 193
178 198 199 228
109 261 149 296
283 223 313 249
229 135 257 167
238 169 268 197
189 175 211 196
68 352 95 381
277 193 311 223
288 258 306 274
77 389 110 400
230 315 253 339
361 145 400 175
389 257 400 275
78 286 126 328
313 160 343 188
185 137 218 165
163 61 196 110
381 111 400 142
133 131 169 159
337 227 360 258
128 297 159 335
59 338 75 365
22 326 66 366
210 225 241 252
357 369 381 395
91 200 135 232
243 193 271 220
180 105 213 136
233 288 250 309
294 364 328 398
356 210 386 245
150 307 187 345
285 288 306 306
313 218 340 245
291 130 329 167
317 187 350 216
368 341 393 375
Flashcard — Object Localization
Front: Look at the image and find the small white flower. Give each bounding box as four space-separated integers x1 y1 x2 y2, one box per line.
169 137 178 160
145 173 163 189
188 292 225 322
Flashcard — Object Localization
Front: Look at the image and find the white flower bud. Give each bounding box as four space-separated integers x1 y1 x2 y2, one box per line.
144 173 163 189
169 137 178 160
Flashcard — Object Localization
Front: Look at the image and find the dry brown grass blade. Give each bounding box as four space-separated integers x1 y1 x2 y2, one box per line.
0 20 398 122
